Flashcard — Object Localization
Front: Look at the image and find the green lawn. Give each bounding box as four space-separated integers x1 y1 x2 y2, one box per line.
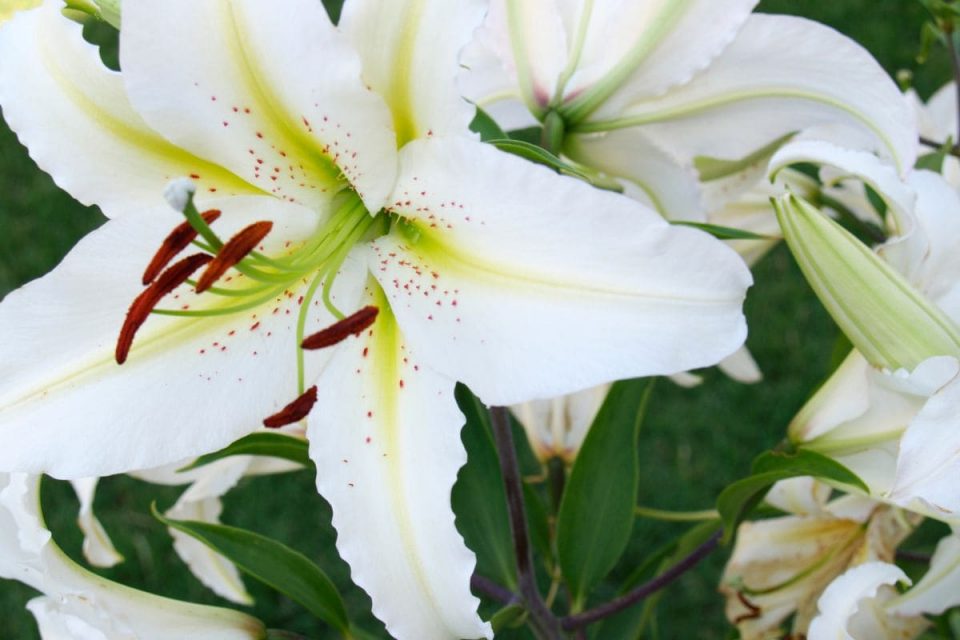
0 2 947 638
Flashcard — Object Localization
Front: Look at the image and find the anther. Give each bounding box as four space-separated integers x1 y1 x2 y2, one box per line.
142 210 221 285
302 306 379 350
117 253 213 364
263 385 318 428
195 221 274 293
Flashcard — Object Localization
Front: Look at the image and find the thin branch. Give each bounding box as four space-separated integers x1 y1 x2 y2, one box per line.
561 530 722 630
489 406 565 640
896 549 932 564
919 135 960 157
471 573 519 606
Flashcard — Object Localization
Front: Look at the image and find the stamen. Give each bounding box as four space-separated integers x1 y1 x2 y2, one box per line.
302 306 379 350
142 209 222 285
195 221 274 293
263 385 318 428
117 253 213 364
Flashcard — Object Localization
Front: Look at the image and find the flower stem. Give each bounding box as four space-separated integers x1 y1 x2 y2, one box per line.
560 530 721 630
471 573 519 605
489 406 565 640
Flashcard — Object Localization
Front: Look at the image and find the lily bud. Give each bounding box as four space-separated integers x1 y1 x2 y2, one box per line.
512 385 609 464
774 193 960 371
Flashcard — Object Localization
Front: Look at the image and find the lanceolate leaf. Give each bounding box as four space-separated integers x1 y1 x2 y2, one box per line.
671 221 773 241
152 505 350 635
469 107 508 142
179 433 312 472
557 378 655 609
717 449 869 541
452 384 518 589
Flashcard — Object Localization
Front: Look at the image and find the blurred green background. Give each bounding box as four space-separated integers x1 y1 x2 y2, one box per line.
0 1 950 638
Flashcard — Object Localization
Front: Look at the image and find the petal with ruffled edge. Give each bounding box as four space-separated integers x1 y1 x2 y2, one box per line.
309 286 490 640
890 371 960 517
0 2 260 217
1 473 265 639
70 478 123 569
584 16 917 177
564 128 705 221
121 0 398 212
561 0 758 118
0 197 365 478
340 0 486 144
807 563 918 640
889 534 960 617
372 137 751 405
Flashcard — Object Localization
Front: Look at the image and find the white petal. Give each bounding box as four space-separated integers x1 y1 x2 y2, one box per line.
121 0 398 212
565 129 706 221
309 295 490 640
70 478 123 569
0 473 265 639
924 82 957 143
374 137 751 405
807 562 910 640
718 347 762 384
891 371 960 516
765 478 831 517
168 491 252 605
890 534 960 616
768 140 916 237
600 15 917 176
0 197 365 478
565 0 758 115
0 2 258 217
340 0 486 143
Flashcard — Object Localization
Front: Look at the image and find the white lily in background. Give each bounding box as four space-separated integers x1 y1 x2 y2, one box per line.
0 1 752 637
0 472 266 639
774 145 960 521
511 384 609 464
909 81 960 188
721 477 921 640
461 0 917 222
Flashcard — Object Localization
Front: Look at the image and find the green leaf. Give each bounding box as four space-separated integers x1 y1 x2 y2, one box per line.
556 378 655 609
671 221 773 241
469 108 507 142
717 449 868 542
179 433 312 472
152 505 350 634
488 138 590 179
452 384 518 589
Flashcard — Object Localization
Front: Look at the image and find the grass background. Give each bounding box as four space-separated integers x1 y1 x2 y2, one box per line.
0 1 951 638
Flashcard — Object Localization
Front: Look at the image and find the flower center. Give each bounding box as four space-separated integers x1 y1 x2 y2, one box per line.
117 181 386 421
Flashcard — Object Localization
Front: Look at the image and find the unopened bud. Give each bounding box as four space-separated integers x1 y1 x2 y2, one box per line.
775 193 960 371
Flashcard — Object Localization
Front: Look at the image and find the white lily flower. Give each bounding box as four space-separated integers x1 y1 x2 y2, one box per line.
776 147 960 520
721 478 920 640
0 1 752 637
0 472 265 639
461 0 917 221
807 562 927 640
70 477 124 569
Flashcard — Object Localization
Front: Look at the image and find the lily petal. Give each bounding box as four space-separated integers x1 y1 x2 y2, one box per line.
1 473 264 639
564 128 706 221
373 137 751 405
589 15 917 176
309 290 491 640
340 0 487 144
0 198 364 478
120 0 398 212
889 533 960 616
807 562 915 640
0 2 258 217
70 478 123 569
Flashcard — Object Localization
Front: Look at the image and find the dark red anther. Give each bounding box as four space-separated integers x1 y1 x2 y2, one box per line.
263 385 318 428
195 221 274 293
301 306 379 350
142 209 221 285
117 253 213 364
